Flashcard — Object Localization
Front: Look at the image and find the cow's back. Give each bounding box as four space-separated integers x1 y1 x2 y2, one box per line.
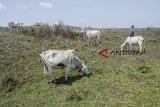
126 36 144 44
41 50 75 66
86 30 100 37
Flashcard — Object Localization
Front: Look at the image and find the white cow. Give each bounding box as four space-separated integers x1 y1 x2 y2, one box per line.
8 22 23 32
81 27 101 45
40 50 89 82
121 36 145 53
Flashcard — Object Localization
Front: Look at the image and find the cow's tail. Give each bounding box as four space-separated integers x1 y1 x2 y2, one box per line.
40 52 47 74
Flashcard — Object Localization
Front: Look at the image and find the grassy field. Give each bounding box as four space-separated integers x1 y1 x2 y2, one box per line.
0 27 160 107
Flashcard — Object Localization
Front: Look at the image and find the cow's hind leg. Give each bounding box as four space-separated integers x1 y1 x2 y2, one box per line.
129 43 133 51
44 65 49 81
88 38 91 45
143 40 145 53
44 65 48 74
47 66 56 83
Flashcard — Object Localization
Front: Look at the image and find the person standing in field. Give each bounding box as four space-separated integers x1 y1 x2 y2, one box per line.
130 25 135 37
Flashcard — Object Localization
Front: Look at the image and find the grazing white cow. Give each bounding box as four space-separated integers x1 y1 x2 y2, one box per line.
81 27 101 45
8 22 23 32
121 36 145 53
40 50 89 82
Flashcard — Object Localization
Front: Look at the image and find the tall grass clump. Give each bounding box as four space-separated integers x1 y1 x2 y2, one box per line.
53 23 81 39
20 22 81 39
20 23 54 38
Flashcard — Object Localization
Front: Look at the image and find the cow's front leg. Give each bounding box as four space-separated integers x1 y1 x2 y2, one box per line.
71 64 76 76
85 39 89 46
125 45 128 50
16 27 19 32
130 44 133 50
65 64 71 81
72 69 76 76
98 38 101 45
139 45 142 54
51 73 57 83
88 38 91 45
96 36 99 44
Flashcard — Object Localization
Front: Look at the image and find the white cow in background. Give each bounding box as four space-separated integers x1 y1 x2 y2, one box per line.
121 36 145 53
8 22 23 32
40 50 89 82
81 27 101 45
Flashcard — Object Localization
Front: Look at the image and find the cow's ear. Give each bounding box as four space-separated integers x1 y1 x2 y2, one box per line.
85 60 87 65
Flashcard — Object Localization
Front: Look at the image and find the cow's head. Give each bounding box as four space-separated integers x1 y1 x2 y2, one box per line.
121 44 126 51
79 60 89 75
81 27 85 33
81 27 86 37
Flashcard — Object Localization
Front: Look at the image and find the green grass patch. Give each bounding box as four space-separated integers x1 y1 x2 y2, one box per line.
0 28 160 106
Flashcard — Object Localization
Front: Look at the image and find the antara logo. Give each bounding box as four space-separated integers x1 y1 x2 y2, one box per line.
98 48 109 58
99 48 142 59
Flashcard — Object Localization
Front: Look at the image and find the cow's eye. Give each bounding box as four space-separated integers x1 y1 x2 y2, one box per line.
81 65 83 68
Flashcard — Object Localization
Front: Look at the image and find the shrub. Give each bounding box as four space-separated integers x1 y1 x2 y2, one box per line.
137 65 150 73
20 23 54 38
20 22 80 39
53 24 75 39
1 76 19 92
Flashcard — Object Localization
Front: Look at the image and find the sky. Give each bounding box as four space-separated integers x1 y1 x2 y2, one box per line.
0 0 160 28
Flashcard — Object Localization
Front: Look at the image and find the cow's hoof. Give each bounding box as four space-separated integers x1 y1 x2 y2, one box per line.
65 79 69 83
65 79 68 82
48 79 56 84
52 80 57 83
